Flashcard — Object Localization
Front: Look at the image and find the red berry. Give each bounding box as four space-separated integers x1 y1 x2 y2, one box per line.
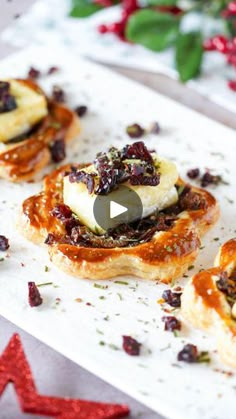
98 24 108 34
108 22 123 35
227 53 236 66
122 336 141 356
228 1 236 15
28 282 43 307
203 38 216 51
212 35 229 54
228 80 236 91
94 0 112 6
122 0 138 13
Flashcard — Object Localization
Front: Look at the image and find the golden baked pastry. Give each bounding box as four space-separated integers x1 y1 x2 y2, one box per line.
0 79 80 182
18 142 219 281
182 239 236 367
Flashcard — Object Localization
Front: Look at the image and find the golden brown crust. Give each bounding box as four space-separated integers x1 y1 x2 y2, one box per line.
18 164 220 281
0 79 80 182
182 239 236 367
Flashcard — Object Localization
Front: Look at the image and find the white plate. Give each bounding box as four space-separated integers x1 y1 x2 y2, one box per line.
3 0 236 114
0 45 236 419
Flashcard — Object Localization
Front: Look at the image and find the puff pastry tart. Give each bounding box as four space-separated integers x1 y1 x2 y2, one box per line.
182 239 236 367
19 141 219 281
0 79 80 182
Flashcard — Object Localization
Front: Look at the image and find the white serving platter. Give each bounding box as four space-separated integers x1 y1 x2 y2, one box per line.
0 45 236 419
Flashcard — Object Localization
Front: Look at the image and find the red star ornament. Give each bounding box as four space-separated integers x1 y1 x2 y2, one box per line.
0 333 130 418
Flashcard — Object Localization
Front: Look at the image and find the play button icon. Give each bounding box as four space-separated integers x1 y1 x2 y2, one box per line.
110 201 127 219
93 185 143 232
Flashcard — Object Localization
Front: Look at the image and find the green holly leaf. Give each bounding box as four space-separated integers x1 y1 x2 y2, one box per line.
126 10 180 52
176 31 203 82
69 0 103 18
148 0 177 5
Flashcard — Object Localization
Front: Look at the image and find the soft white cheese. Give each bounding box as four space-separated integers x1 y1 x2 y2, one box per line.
0 79 48 143
63 155 178 234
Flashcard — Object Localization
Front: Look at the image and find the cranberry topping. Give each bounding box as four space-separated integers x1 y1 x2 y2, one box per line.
28 67 41 79
187 168 200 179
177 344 198 363
47 66 59 75
52 85 65 103
0 235 9 251
0 81 17 113
129 173 160 186
162 289 182 307
51 204 79 234
162 316 181 332
179 186 206 211
122 141 153 162
44 233 57 245
200 171 222 187
50 139 66 163
69 169 96 194
68 142 159 195
216 271 236 303
122 336 141 356
51 204 72 221
28 282 43 307
75 105 88 117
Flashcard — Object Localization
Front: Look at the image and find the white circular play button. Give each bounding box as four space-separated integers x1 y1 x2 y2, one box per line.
93 185 143 232
110 201 128 219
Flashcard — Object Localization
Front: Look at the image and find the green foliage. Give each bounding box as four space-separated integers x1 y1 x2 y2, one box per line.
176 31 203 82
126 10 180 51
69 0 103 18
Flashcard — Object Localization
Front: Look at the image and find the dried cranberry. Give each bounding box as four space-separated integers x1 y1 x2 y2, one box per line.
200 171 222 187
51 204 72 221
75 105 88 117
0 81 10 95
187 168 200 179
0 81 17 114
28 67 41 79
44 233 57 245
177 344 198 363
122 141 153 162
179 189 205 211
122 336 141 356
129 173 160 186
0 93 17 113
47 66 59 75
52 85 65 103
216 271 236 301
162 316 181 332
69 170 96 194
162 289 182 308
126 124 145 138
0 235 9 251
28 282 43 307
50 139 66 163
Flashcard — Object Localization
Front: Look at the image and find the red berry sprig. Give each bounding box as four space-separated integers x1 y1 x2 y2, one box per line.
98 0 140 41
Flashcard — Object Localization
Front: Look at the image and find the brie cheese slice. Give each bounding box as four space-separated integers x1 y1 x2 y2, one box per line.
0 79 48 143
63 155 178 234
